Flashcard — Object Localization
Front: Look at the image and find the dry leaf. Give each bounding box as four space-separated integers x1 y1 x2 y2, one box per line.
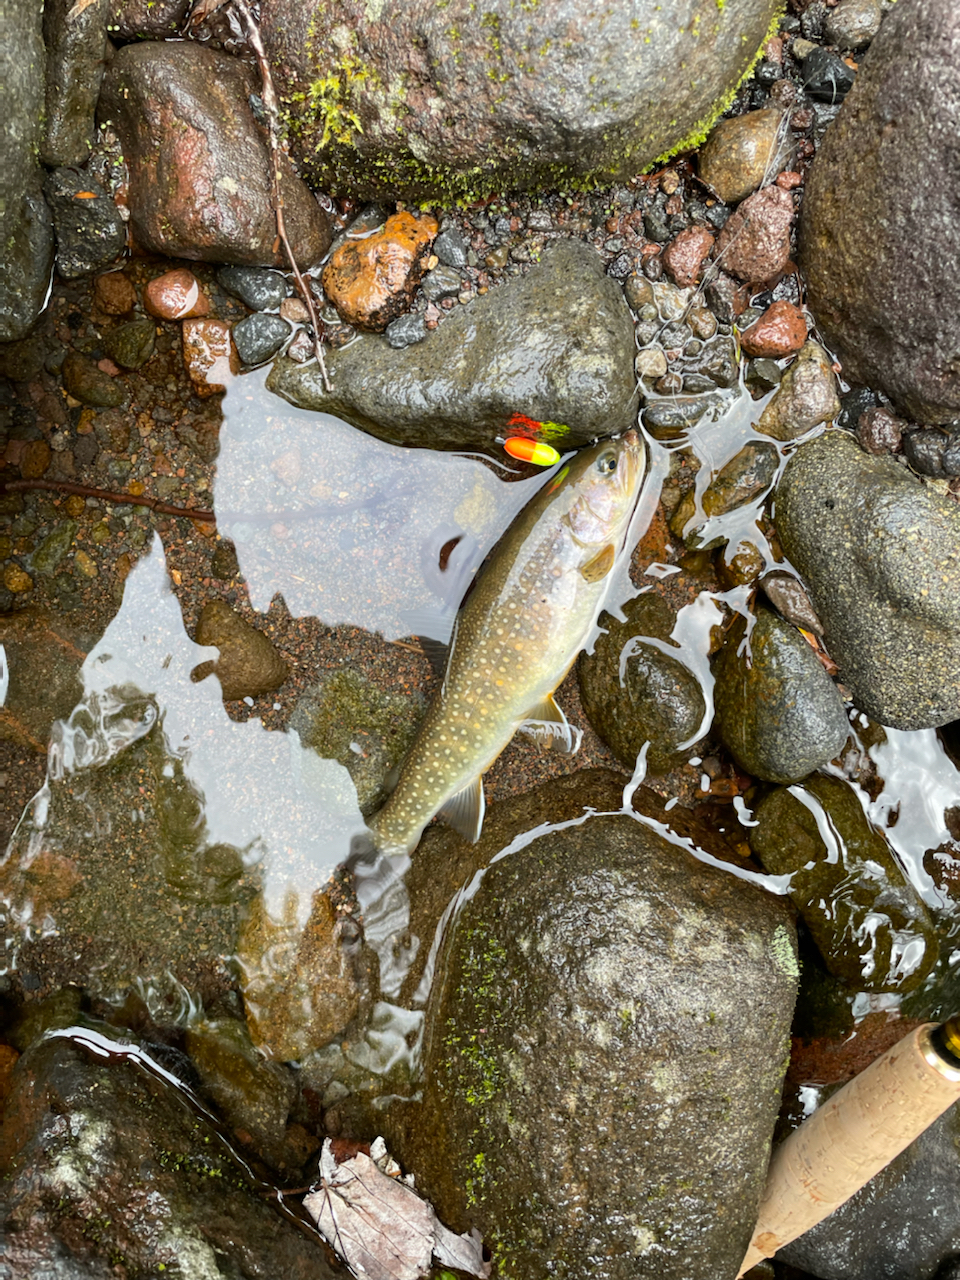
66 0 102 20
188 0 231 27
303 1138 489 1280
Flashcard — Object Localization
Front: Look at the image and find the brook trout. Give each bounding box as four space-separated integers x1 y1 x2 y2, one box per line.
369 431 645 856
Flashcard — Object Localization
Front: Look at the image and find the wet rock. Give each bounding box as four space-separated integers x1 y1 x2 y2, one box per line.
108 0 191 38
0 611 87 753
144 267 211 320
261 0 782 203
670 442 780 543
62 351 124 408
43 168 126 280
745 357 782 397
661 226 714 288
823 0 882 49
181 318 240 398
750 775 939 993
217 265 289 311
2 565 33 595
420 263 463 303
31 521 80 578
0 0 55 342
42 0 109 168
712 605 850 783
698 107 785 204
185 1017 302 1171
740 300 807 358
385 769 798 1280
237 890 366 1062
192 599 288 700
801 0 960 423
705 270 750 322
321 212 438 332
856 405 905 455
802 46 857 101
635 346 668 382
232 312 291 366
775 430 960 729
19 439 53 479
715 185 794 283
642 393 724 440
780 1095 960 1279
101 316 156 370
902 426 960 478
433 226 469 268
268 240 639 451
384 313 427 349
291 668 424 816
0 1030 345 1279
210 539 240 580
760 570 824 636
99 41 331 267
0 337 47 383
577 594 706 773
93 270 137 315
757 340 839 440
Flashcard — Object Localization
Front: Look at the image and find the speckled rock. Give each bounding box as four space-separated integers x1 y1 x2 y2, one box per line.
775 429 960 729
750 774 938 993
232 312 291 366
715 184 794 283
99 41 331 267
62 353 124 407
698 107 785 204
267 240 639 451
0 0 55 341
712 605 850 783
181 318 240 398
321 212 438 332
823 0 882 49
217 265 289 311
384 770 797 1280
800 0 960 422
42 0 110 167
0 1030 345 1279
260 0 782 202
43 169 126 279
192 600 288 700
661 226 715 288
93 271 137 315
101 317 156 370
108 0 191 38
740 300 807 358
577 594 706 773
757 340 840 440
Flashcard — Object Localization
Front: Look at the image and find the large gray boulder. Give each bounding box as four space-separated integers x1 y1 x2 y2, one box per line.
267 239 639 451
800 0 960 422
260 0 782 202
385 771 799 1280
0 0 55 341
775 430 960 730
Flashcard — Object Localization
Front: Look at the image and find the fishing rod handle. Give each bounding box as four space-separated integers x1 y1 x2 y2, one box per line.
738 1022 960 1276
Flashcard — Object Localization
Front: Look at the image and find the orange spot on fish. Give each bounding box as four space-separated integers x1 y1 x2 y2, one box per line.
503 437 560 467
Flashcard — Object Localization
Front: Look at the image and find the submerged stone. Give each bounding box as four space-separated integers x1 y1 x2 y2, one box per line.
101 316 156 370
267 240 639 452
192 599 288 701
750 774 939 993
385 770 798 1280
775 430 960 729
712 606 849 784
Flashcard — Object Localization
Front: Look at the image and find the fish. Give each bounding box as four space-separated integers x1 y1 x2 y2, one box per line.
368 430 645 856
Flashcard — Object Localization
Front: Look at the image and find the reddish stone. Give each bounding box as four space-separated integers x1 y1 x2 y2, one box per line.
321 211 439 332
740 300 808 358
94 271 137 315
857 406 906 455
661 226 715 288
181 318 240 397
144 268 211 321
715 185 795 284
776 170 803 190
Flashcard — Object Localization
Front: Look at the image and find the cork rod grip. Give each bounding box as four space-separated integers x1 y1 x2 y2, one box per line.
739 1024 960 1276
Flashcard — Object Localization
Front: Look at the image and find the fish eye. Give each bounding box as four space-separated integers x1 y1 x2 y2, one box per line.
597 453 618 474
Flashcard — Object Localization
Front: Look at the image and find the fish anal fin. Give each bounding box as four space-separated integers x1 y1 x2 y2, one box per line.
519 695 583 755
580 543 615 583
438 775 486 843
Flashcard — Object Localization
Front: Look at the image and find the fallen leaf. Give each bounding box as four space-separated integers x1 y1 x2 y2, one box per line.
303 1138 489 1280
66 0 101 19
188 0 231 26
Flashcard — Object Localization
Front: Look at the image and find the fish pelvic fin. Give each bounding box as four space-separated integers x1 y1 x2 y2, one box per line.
519 695 583 755
580 543 616 583
438 775 486 844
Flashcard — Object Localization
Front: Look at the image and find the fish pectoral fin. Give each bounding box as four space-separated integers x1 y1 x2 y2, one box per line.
519 695 583 755
579 543 616 583
438 776 486 844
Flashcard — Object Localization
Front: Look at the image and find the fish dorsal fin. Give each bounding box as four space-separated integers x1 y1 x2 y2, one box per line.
519 695 583 755
438 775 485 843
580 543 616 583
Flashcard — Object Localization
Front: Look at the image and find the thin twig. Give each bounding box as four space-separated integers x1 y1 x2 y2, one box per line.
1 478 216 523
231 0 333 392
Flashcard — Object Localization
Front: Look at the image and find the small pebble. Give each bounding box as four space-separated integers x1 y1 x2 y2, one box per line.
144 268 211 321
823 0 881 49
661 226 715 288
3 564 33 593
94 272 137 315
739 300 808 358
181 319 240 396
421 265 461 302
217 266 289 311
433 227 469 268
384 313 427 348
280 296 310 324
232 313 291 366
856 406 904 455
635 348 668 381
802 47 857 102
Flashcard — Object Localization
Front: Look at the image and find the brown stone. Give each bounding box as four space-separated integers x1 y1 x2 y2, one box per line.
19 440 52 480
661 225 715 288
715 184 794 283
94 271 137 315
144 268 211 320
181 319 239 397
698 107 784 204
321 211 439 332
739 299 808 358
2 565 33 595
0 610 87 750
857 405 906 455
192 599 287 699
